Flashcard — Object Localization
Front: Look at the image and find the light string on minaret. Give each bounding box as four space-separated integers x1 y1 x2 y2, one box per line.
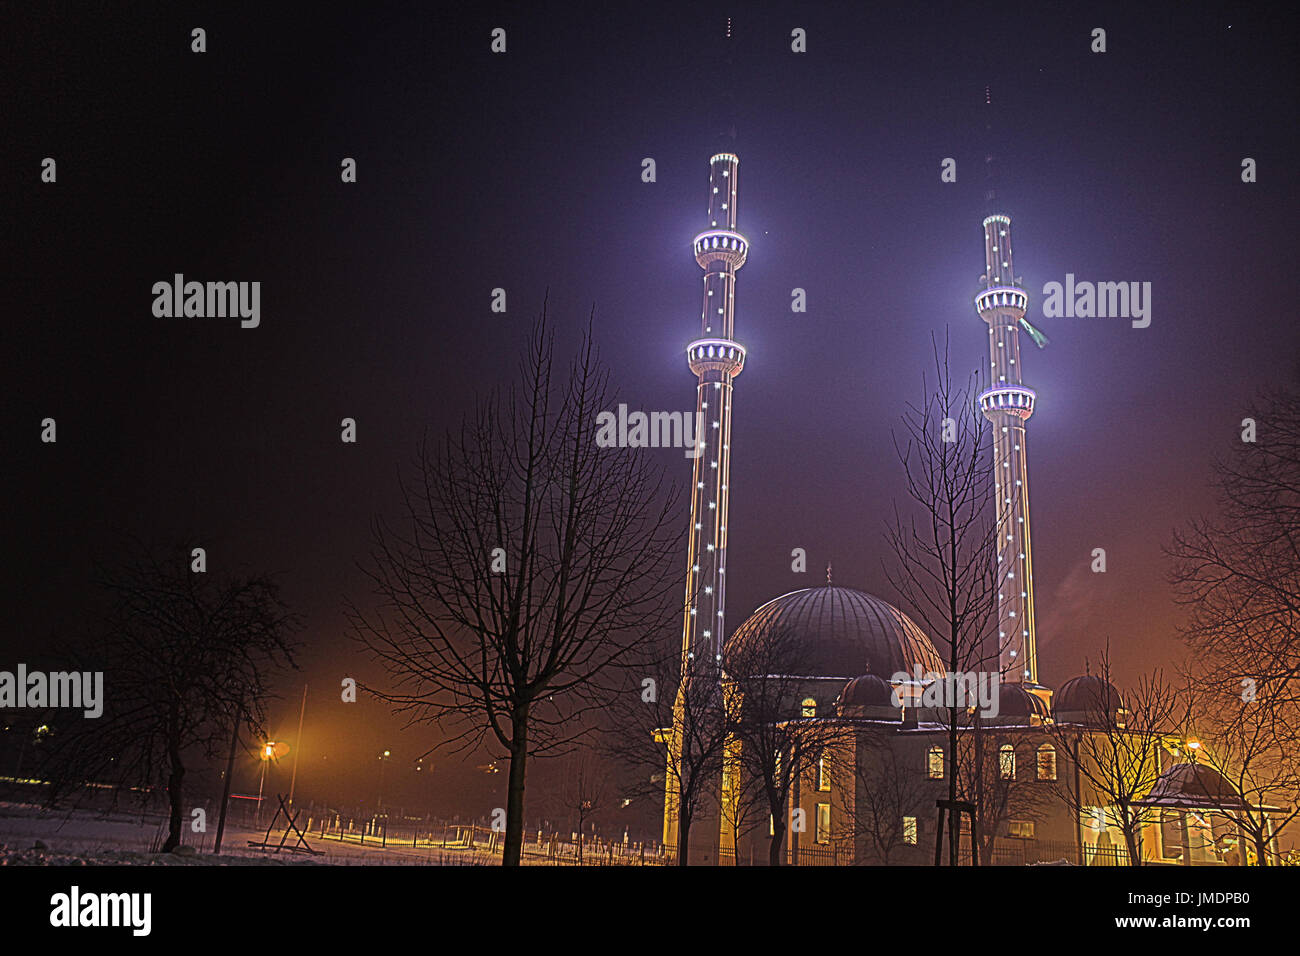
975 85 1042 687
679 22 747 676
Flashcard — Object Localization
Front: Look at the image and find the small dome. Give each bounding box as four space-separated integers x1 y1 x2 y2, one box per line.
839 674 896 708
1138 763 1255 811
1055 675 1122 723
995 683 1049 721
727 586 943 679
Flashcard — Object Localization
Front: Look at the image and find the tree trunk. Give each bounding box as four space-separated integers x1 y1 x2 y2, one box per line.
162 725 185 853
213 710 240 855
769 818 787 867
948 704 959 866
676 809 692 865
1253 832 1270 866
1122 817 1142 866
502 703 529 866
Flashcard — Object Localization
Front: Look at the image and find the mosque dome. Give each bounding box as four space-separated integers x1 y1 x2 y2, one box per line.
726 585 943 679
838 673 896 708
990 683 1050 724
1054 675 1123 725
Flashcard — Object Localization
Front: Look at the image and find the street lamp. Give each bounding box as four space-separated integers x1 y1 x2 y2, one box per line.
257 741 278 820
377 750 391 810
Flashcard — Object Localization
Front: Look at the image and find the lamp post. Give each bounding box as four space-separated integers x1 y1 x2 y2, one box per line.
377 749 391 811
257 741 277 822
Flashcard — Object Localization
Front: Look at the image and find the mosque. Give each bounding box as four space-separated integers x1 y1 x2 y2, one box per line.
658 42 1276 865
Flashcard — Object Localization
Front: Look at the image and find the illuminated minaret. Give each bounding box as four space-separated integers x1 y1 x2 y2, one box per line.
974 87 1045 695
663 17 748 861
678 16 747 682
679 161 748 673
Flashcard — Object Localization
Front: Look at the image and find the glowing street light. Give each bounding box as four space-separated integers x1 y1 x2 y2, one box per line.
377 749 392 810
256 740 288 819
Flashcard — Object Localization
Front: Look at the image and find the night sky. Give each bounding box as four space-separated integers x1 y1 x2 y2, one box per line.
4 2 1297 818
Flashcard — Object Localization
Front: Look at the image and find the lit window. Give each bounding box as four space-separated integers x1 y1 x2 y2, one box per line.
999 744 1016 780
815 803 831 844
801 697 817 718
1160 810 1184 861
1037 743 1057 781
1008 820 1035 839
816 757 830 792
927 746 944 779
903 816 918 845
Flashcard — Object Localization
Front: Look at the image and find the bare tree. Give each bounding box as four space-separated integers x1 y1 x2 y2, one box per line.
350 308 681 865
1169 386 1300 719
1048 650 1187 866
837 731 932 864
560 753 609 864
953 724 1056 864
1169 384 1300 864
717 730 765 865
46 542 298 852
605 646 732 865
886 333 1002 865
1188 685 1300 865
723 622 852 865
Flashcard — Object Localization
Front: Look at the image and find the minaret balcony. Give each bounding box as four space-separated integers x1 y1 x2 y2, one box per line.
687 338 746 377
978 385 1036 420
976 286 1028 317
694 230 748 270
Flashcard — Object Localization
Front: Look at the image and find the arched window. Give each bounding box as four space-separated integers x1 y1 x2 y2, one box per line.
927 746 944 779
801 697 817 718
1037 743 1057 781
999 744 1016 780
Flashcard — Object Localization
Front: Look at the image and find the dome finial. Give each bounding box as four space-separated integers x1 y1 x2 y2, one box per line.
826 561 833 587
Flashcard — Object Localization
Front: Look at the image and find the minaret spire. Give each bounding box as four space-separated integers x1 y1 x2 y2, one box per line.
983 85 999 215
679 19 747 674
663 15 749 862
974 84 1045 697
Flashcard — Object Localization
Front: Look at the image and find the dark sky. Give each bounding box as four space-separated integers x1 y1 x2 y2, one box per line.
4 2 1297 817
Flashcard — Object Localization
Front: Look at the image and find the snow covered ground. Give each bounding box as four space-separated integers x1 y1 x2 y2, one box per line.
0 802 496 866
